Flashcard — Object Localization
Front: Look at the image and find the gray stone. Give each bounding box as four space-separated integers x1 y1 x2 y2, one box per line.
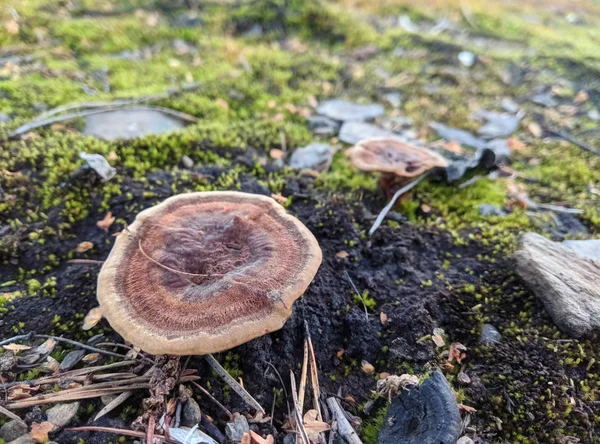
59 350 86 371
457 437 475 444
383 92 402 108
563 240 600 261
306 115 340 137
429 122 486 150
288 143 333 172
479 204 507 217
531 92 557 108
83 108 186 141
501 98 519 113
514 233 600 337
181 397 202 427
339 121 404 145
484 139 511 159
7 437 35 444
317 99 384 122
181 155 194 169
225 413 249 442
458 51 476 67
0 113 11 122
0 420 28 442
480 324 501 344
46 402 80 431
475 109 522 138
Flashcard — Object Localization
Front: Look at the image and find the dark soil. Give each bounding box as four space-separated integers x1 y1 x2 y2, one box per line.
1 147 585 443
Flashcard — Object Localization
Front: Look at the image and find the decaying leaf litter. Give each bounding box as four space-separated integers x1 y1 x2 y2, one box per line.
1 0 600 443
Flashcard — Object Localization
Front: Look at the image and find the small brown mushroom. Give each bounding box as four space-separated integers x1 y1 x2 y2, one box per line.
346 137 448 196
97 191 322 355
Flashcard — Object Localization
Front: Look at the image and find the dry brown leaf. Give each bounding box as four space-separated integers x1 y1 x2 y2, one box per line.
303 409 330 440
379 372 390 380
250 430 275 444
270 193 287 204
380 312 388 326
574 90 589 104
507 137 526 152
442 140 464 154
215 98 229 111
96 212 115 232
432 328 445 347
82 307 103 330
448 342 467 364
107 151 119 162
75 241 94 253
5 20 19 35
336 349 345 359
361 361 375 374
336 251 349 259
528 122 543 138
3 343 31 353
31 421 53 443
269 149 284 160
458 403 477 413
82 353 100 363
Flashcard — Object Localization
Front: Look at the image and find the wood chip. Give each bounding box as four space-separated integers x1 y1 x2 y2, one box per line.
379 312 389 326
2 343 31 353
75 241 94 253
82 353 100 363
269 149 284 160
336 251 349 259
82 307 103 330
96 212 115 232
361 361 375 374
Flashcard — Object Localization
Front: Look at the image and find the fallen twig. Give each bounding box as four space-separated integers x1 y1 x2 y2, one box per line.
67 259 105 265
290 371 310 444
305 321 323 422
204 354 265 414
344 271 368 320
67 426 177 443
369 173 429 236
190 381 233 420
546 128 600 156
0 405 21 421
3 375 199 409
94 367 155 421
326 398 363 444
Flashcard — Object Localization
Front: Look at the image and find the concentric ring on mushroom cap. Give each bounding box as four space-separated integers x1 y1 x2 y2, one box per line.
97 191 322 355
346 138 448 177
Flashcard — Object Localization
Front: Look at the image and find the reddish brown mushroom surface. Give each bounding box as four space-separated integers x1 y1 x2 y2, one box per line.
346 138 448 177
97 191 322 355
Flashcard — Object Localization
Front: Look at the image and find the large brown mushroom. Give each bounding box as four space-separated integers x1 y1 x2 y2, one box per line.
346 137 448 189
97 191 322 355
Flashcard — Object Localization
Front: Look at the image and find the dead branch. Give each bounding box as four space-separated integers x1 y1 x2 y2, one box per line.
67 426 178 443
204 354 265 414
290 371 310 444
326 398 363 444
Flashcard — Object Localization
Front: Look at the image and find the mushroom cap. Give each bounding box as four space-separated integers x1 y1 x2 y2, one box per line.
346 138 448 177
97 191 322 355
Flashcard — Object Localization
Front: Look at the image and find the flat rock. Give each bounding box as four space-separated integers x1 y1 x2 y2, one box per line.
563 240 600 261
0 420 28 442
317 99 384 122
288 143 333 171
7 436 35 444
514 233 600 337
46 402 80 431
59 350 86 371
307 115 340 137
378 370 461 444
339 121 404 145
83 108 186 141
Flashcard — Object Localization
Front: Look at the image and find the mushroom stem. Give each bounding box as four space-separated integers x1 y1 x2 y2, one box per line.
369 172 429 236
204 354 265 414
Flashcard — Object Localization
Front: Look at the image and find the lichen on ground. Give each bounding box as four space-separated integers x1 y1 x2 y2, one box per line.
0 0 600 443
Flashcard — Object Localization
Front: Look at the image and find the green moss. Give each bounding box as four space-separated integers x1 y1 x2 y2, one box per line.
362 407 387 444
